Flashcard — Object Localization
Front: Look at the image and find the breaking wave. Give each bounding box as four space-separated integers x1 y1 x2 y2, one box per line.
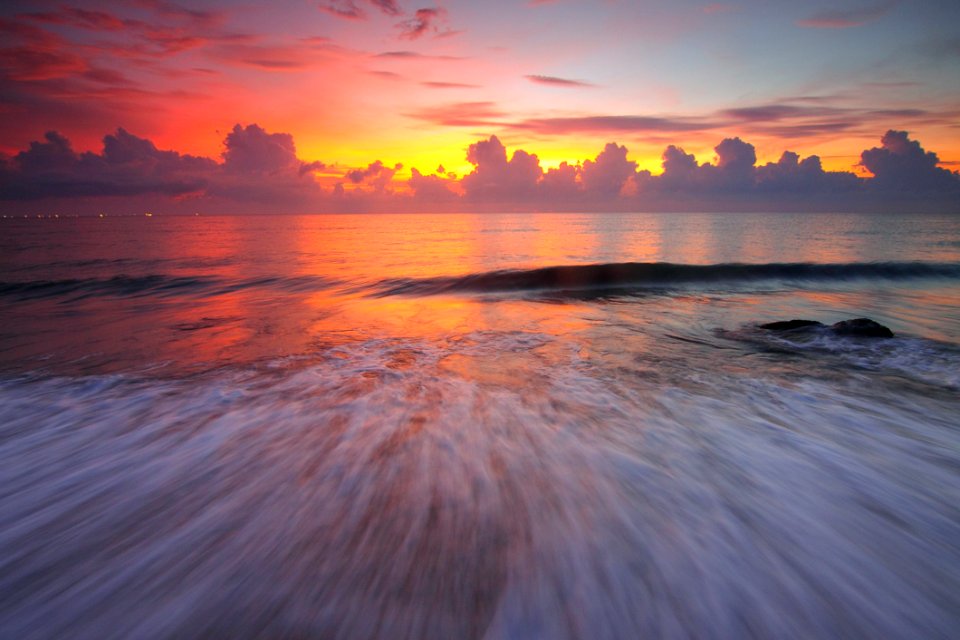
369 261 960 297
0 273 334 301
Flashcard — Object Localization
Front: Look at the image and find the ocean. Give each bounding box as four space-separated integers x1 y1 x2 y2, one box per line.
1 212 959 639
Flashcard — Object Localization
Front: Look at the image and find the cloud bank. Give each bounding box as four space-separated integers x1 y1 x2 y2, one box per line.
1 127 957 214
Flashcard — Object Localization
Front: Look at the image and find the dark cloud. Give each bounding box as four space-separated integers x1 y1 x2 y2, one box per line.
0 128 215 200
525 75 595 88
398 8 449 40
370 69 403 78
0 123 334 209
860 130 960 192
651 136 866 198
299 161 327 176
580 143 637 195
461 136 543 201
345 160 402 191
420 81 480 89
1 128 956 213
715 137 756 180
797 1 896 28
721 103 941 134
747 122 856 138
657 145 705 191
319 1 366 20
509 102 954 141
755 151 860 194
227 56 310 70
370 0 403 16
513 115 720 135
11 131 79 175
374 50 465 60
721 104 837 122
222 124 303 175
195 124 331 205
540 162 580 198
318 0 416 20
375 50 422 58
868 109 927 118
321 0 403 20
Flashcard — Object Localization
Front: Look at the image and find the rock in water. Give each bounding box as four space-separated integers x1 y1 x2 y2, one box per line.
759 319 824 331
830 318 894 338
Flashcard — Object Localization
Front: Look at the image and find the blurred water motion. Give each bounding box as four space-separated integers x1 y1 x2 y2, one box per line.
1 212 959 639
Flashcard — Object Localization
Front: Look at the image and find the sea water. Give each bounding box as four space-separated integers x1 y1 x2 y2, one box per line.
1 212 958 639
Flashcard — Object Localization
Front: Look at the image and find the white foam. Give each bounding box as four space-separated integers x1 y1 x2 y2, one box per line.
1 334 959 638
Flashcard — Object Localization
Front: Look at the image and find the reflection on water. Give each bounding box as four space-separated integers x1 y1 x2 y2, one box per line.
2 212 959 377
1 212 959 638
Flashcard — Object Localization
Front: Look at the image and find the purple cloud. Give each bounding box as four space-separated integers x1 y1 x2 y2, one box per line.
540 162 580 198
797 1 896 28
371 0 403 16
398 8 446 40
654 136 861 197
525 75 595 88
715 137 756 176
420 81 480 89
374 50 464 60
1 128 956 213
860 130 960 192
0 128 215 200
513 115 721 135
580 143 637 195
319 0 366 20
0 123 337 209
510 102 953 141
461 135 543 201
222 124 302 175
319 0 401 19
721 104 838 122
345 160 402 191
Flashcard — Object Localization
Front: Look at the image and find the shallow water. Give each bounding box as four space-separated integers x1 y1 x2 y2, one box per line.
1 212 959 639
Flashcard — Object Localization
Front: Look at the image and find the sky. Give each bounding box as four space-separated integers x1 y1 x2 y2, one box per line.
0 0 958 213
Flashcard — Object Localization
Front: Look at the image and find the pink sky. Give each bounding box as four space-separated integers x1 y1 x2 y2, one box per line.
0 0 958 212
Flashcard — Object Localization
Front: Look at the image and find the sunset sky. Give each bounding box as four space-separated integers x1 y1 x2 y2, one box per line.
1 0 958 212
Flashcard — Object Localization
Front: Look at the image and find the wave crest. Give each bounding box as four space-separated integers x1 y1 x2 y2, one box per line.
0 274 333 301
368 261 960 297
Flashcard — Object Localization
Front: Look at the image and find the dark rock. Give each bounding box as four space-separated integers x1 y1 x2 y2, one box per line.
759 319 824 331
830 318 894 338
